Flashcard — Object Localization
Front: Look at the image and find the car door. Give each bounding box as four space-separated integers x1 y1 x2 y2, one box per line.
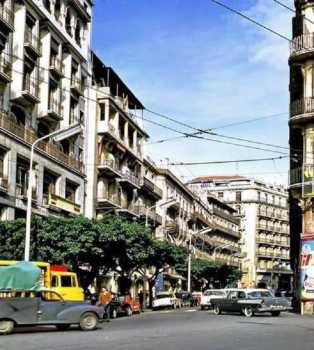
235 291 247 312
224 291 239 311
37 292 67 323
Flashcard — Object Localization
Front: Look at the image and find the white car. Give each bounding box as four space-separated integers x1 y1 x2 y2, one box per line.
152 292 181 310
200 289 227 310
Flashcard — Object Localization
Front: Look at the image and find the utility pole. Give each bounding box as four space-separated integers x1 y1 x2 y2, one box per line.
187 221 196 293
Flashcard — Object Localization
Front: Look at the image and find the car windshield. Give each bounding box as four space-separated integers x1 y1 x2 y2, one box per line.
204 290 225 296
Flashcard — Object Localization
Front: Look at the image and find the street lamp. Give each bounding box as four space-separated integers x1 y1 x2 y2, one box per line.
24 126 81 261
187 227 212 293
145 197 177 227
213 243 234 262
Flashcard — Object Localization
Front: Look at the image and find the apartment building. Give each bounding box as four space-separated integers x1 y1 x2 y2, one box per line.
192 196 241 268
289 0 314 313
188 176 291 290
85 53 163 231
155 169 240 267
0 0 92 219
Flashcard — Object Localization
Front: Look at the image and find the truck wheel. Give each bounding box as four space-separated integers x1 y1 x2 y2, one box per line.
213 305 221 315
271 311 281 317
243 307 254 318
79 312 98 331
0 320 14 335
56 324 71 331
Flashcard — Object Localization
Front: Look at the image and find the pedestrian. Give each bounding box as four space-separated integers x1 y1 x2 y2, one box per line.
138 290 144 311
97 287 112 321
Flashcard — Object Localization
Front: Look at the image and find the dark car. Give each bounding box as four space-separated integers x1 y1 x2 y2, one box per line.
0 290 104 335
211 289 292 317
175 291 192 307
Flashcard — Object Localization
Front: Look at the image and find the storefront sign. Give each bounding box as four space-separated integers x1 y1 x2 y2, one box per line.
300 240 314 301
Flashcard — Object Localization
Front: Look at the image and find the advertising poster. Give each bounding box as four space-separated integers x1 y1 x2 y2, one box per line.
300 240 314 301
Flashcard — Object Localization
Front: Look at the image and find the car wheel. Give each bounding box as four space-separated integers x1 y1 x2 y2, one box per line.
243 307 254 318
213 305 221 315
111 309 118 319
271 311 281 317
79 312 98 331
126 306 132 317
0 320 14 335
56 324 71 331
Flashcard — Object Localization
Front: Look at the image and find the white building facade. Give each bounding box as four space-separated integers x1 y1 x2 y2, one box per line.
188 176 291 290
0 0 92 220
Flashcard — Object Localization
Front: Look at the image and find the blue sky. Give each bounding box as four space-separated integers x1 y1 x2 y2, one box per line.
92 0 292 185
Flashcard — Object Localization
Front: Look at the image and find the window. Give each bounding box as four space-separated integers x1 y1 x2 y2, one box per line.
51 275 58 287
238 291 246 299
60 276 73 287
218 192 224 199
236 191 242 201
99 103 106 121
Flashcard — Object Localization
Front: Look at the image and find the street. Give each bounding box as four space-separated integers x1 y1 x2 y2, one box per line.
2 309 314 350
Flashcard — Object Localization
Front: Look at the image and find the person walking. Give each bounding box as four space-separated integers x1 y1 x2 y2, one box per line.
97 287 112 321
138 290 144 311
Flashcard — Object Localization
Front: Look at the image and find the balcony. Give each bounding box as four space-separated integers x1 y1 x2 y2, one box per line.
257 266 292 274
213 207 239 225
97 160 121 178
138 206 162 226
256 237 290 247
0 176 8 192
97 192 121 209
70 77 83 96
0 5 14 31
24 29 41 56
45 193 81 215
117 203 140 218
0 111 84 174
258 210 275 219
16 183 37 202
49 57 64 78
290 97 314 122
141 177 163 199
22 77 40 104
290 34 314 61
68 0 91 22
0 56 11 83
46 98 63 121
212 221 240 238
119 170 141 189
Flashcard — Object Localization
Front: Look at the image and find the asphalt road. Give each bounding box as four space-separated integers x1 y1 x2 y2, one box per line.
2 309 314 350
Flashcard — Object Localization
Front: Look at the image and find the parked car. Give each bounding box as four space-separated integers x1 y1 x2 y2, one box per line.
152 292 181 310
0 289 104 335
175 291 192 307
200 289 227 310
109 295 141 318
211 289 292 317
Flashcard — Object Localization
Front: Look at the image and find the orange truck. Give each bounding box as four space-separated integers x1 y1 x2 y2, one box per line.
0 260 84 301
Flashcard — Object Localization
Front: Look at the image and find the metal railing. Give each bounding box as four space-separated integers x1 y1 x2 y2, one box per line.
0 55 11 78
0 5 14 28
290 97 314 117
50 56 64 75
0 111 84 173
71 76 83 93
24 28 41 54
23 75 40 99
0 176 8 190
98 159 120 173
290 33 314 56
48 97 63 118
142 177 163 197
120 170 140 187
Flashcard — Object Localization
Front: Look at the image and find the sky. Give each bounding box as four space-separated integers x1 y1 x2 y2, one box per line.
92 0 293 185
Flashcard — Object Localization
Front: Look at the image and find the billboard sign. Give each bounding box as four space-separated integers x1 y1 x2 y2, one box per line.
300 240 314 301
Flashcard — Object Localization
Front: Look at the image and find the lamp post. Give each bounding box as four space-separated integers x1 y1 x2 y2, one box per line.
213 243 234 262
24 126 80 261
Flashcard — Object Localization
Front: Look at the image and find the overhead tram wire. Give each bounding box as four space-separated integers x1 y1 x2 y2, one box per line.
144 108 289 151
140 116 289 155
273 0 314 25
168 155 288 166
210 0 292 42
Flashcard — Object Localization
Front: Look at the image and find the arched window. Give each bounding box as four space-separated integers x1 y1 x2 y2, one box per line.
65 10 72 36
11 105 26 126
55 0 61 21
43 0 51 12
75 21 81 46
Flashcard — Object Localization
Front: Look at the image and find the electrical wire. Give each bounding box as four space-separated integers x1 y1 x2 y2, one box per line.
141 116 288 155
145 108 289 150
210 0 292 42
272 0 314 25
168 155 288 166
